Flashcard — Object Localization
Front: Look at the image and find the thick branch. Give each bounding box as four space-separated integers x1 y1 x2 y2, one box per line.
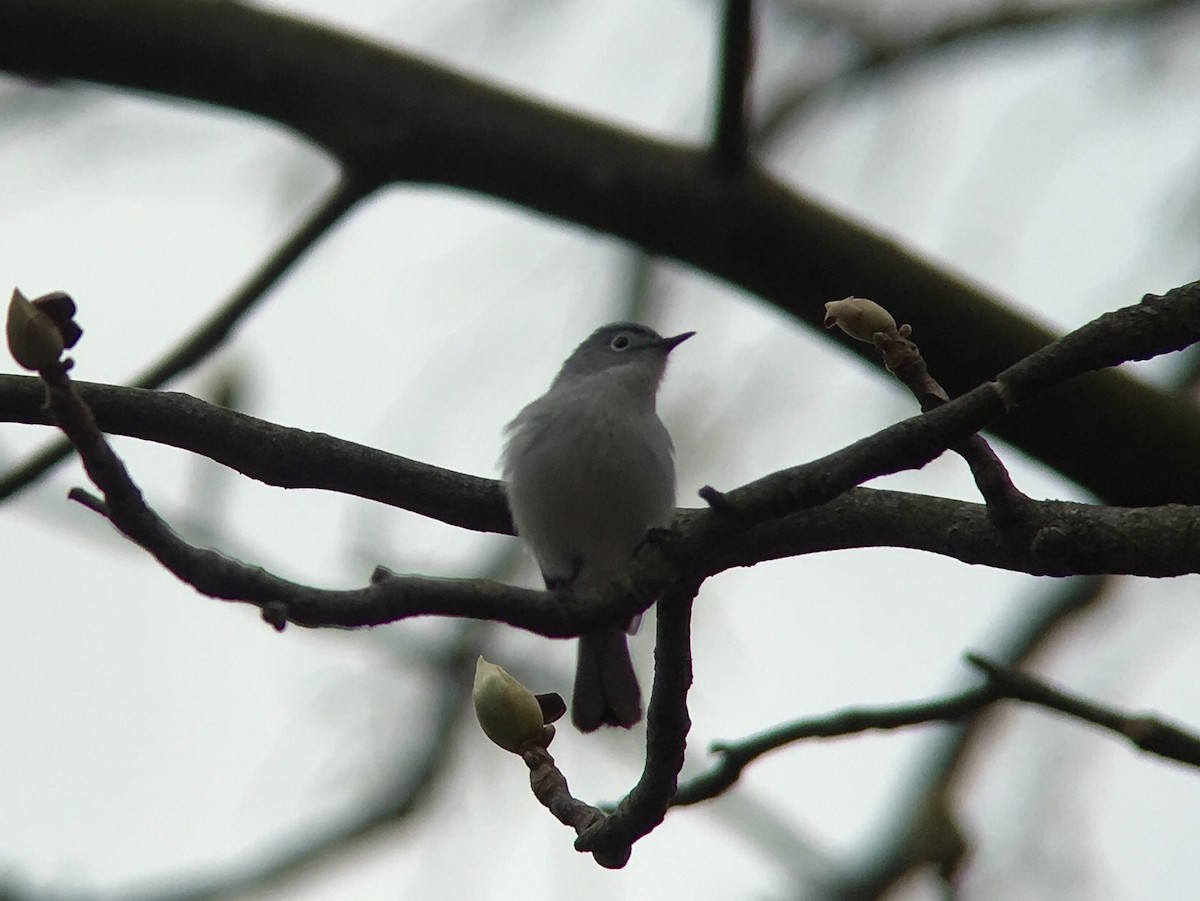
712 0 754 174
672 682 1003 807
7 371 1200 578
576 583 697 863
709 488 1200 577
4 0 1200 504
0 373 511 534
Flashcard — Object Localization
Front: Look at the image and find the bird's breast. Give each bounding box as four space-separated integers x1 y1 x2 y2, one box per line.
502 389 676 580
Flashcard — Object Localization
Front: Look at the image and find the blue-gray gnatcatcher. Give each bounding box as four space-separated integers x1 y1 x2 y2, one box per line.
501 322 693 732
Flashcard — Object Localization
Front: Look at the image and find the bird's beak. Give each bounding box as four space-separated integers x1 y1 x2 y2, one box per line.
660 331 695 353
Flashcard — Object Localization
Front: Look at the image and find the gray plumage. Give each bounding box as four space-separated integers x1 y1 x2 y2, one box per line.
501 322 693 731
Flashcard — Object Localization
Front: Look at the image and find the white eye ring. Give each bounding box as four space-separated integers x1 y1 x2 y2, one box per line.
610 334 631 351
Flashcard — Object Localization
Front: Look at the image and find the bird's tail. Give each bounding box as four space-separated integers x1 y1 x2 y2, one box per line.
573 628 642 732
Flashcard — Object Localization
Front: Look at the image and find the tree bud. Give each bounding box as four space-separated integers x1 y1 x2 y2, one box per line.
473 657 546 753
824 296 897 342
7 288 65 371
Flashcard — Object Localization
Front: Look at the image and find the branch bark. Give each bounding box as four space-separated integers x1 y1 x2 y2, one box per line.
7 282 1200 602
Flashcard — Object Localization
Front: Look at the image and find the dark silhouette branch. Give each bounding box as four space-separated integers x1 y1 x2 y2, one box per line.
672 682 1004 807
4 0 1200 504
0 374 512 534
673 648 1200 807
6 280 1200 641
712 0 754 175
576 582 697 865
965 654 1200 767
832 300 1032 524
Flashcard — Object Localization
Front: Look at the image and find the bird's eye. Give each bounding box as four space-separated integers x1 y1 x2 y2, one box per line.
610 334 631 351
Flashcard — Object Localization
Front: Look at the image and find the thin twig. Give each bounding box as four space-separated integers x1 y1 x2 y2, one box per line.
0 175 367 501
522 744 620 867
828 576 1114 900
34 359 608 637
702 281 1200 528
966 654 1200 767
672 682 1002 806
6 0 1200 505
672 643 1200 808
873 323 1031 526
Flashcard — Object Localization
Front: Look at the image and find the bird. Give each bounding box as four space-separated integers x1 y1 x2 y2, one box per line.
501 322 693 731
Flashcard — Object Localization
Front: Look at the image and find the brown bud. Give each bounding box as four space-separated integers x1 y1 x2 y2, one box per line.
7 288 64 371
31 291 82 349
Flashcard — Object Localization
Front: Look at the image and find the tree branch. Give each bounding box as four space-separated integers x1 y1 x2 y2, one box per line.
522 744 619 866
672 682 1003 807
708 488 1200 577
965 654 1200 767
7 370 1200 578
673 650 1200 807
712 0 754 175
0 373 512 534
825 575 1115 899
835 300 1032 524
700 281 1200 528
576 582 698 864
4 0 1200 504
7 282 1200 612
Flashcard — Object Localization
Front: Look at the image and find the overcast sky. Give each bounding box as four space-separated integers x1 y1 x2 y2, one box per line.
2 1 1199 899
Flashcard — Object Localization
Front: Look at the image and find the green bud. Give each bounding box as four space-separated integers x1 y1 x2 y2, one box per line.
823 296 898 343
473 657 546 753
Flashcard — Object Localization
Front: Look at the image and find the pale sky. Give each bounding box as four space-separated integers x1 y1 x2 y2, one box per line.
1 2 1198 899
